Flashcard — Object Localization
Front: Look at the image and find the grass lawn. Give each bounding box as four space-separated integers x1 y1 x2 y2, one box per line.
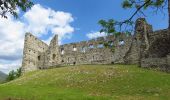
0 65 170 100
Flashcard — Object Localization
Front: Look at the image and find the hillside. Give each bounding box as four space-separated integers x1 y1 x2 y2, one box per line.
0 65 170 100
0 71 7 83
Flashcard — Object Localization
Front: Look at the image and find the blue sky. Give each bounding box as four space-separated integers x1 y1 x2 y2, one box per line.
0 0 169 73
34 0 168 44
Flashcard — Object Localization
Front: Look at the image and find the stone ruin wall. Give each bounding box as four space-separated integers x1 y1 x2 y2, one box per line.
22 18 170 73
59 37 114 65
22 33 61 73
22 31 142 73
22 33 48 73
133 18 170 72
59 33 140 66
21 18 147 73
141 29 170 72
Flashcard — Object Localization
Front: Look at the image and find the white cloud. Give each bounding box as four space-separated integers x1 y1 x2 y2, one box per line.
24 4 74 41
86 31 106 39
52 25 74 41
0 60 21 74
0 4 75 73
0 14 25 74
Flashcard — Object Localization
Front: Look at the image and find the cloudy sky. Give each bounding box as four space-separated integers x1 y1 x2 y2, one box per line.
0 0 168 73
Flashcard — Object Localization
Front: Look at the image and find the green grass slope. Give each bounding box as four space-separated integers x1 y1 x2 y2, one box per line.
0 65 170 100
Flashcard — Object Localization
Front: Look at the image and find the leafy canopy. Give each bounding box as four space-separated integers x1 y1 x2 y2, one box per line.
6 67 22 81
0 0 33 18
122 0 165 9
99 0 166 36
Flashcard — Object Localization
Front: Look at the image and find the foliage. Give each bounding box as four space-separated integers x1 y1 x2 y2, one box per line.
99 0 168 36
98 19 116 34
6 70 15 81
122 0 165 9
15 67 22 78
103 41 116 52
98 0 168 51
0 65 170 100
0 0 33 18
6 67 22 81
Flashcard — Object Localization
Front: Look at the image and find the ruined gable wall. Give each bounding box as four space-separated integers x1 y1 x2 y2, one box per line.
22 33 48 73
141 29 170 72
43 35 61 68
123 18 153 65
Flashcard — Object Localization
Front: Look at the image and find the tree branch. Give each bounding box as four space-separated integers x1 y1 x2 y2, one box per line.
117 0 152 31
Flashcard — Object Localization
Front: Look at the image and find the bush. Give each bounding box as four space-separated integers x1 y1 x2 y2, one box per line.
6 68 22 81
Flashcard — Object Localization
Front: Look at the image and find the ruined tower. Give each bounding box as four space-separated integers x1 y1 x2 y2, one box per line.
22 33 60 73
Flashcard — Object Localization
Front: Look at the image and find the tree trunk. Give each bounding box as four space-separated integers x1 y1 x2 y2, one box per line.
168 0 170 29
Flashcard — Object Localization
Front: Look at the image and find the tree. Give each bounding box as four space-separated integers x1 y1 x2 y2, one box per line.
15 67 22 78
6 70 16 81
99 0 169 35
0 0 33 18
6 67 22 81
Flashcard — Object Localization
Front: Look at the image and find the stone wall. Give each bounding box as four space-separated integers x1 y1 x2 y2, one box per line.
140 28 170 72
139 20 170 72
147 29 170 58
59 36 115 65
21 18 170 73
22 31 141 73
141 58 167 68
22 33 48 72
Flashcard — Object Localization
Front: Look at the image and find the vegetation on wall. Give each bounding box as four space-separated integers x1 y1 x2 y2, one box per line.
103 41 116 52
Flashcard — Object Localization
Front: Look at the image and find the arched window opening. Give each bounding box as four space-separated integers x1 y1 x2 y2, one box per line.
98 43 104 48
61 48 64 55
68 58 70 62
89 44 94 49
38 56 41 61
73 62 76 65
53 54 56 60
92 56 95 61
81 46 86 53
109 41 114 46
119 40 125 46
73 45 77 51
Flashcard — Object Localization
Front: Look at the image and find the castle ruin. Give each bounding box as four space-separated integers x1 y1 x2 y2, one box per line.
22 18 170 73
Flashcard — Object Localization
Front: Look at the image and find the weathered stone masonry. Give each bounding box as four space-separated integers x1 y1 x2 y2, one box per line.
22 18 170 73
